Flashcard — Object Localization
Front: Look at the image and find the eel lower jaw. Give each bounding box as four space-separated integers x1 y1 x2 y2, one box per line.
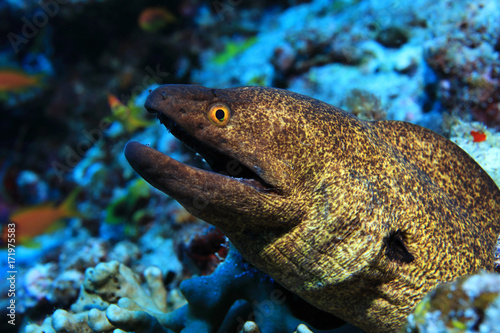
124 140 284 227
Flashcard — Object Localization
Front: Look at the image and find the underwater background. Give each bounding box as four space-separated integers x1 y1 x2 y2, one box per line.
1 0 500 332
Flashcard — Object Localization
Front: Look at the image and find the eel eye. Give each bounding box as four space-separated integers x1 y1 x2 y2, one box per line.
208 103 230 127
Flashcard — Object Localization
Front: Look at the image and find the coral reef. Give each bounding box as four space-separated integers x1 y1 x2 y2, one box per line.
1 226 183 328
25 246 357 333
23 263 82 308
403 272 500 333
192 0 428 122
24 260 172 333
191 0 500 130
447 117 500 187
423 1 500 129
341 89 387 121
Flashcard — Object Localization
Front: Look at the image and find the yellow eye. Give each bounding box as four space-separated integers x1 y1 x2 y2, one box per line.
207 103 231 127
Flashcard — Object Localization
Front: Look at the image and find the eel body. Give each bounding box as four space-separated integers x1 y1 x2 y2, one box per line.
125 84 500 333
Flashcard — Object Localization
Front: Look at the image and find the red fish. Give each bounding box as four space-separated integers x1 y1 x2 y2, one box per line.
138 7 176 32
470 130 486 143
1 189 81 247
0 70 41 92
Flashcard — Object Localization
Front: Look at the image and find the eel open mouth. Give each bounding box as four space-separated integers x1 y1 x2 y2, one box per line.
154 111 275 193
124 84 283 217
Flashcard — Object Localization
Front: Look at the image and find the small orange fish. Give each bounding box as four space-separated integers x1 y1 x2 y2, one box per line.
0 70 41 92
470 130 486 143
1 188 81 246
107 93 122 109
138 7 176 32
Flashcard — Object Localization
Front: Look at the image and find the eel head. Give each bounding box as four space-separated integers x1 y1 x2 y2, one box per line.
124 85 338 238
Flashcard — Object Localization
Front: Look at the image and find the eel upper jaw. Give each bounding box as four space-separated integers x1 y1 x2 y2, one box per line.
125 92 280 198
153 111 278 194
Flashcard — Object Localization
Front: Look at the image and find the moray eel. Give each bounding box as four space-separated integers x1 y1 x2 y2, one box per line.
125 85 500 333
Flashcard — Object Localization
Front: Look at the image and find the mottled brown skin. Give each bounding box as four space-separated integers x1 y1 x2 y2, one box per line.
125 85 500 333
